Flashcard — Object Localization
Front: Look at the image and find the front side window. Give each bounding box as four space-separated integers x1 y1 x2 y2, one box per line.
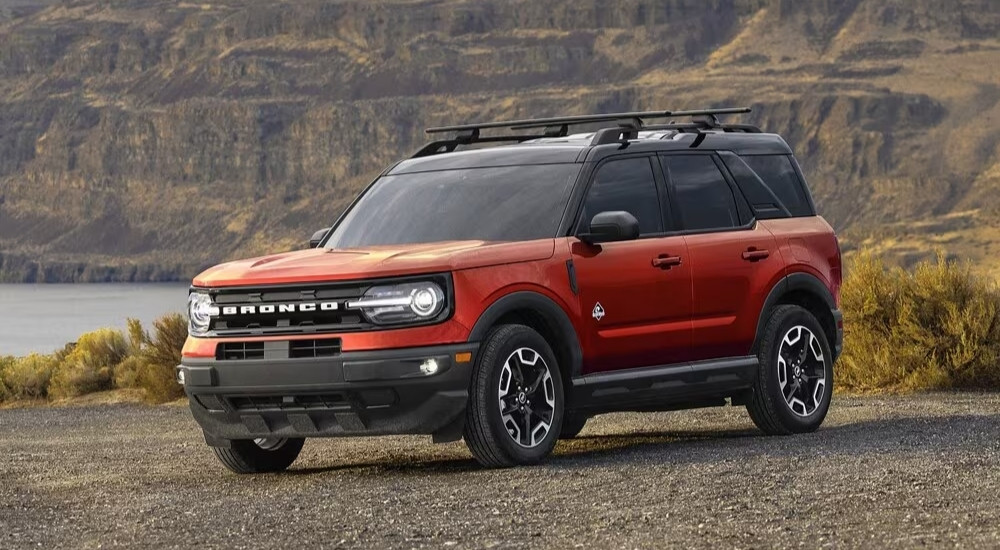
325 164 580 249
662 155 740 231
579 157 662 235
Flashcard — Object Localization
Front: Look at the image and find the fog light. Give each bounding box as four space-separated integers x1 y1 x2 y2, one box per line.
176 368 186 385
419 358 439 375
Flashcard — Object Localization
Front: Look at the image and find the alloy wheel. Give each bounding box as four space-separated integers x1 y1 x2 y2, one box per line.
496 347 557 448
776 325 827 417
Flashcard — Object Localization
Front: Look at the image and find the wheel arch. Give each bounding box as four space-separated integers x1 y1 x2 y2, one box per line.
468 291 584 383
754 272 838 359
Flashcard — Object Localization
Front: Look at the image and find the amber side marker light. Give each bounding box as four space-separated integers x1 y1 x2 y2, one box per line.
455 352 473 363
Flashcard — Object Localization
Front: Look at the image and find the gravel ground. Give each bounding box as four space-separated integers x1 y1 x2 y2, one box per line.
2 394 1000 549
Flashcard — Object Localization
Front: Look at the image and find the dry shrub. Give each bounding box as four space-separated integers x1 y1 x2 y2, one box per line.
48 328 129 399
2 353 59 399
838 251 1000 392
135 313 187 403
112 319 149 389
0 355 17 400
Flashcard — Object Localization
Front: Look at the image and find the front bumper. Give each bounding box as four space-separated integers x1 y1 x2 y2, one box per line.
177 343 478 445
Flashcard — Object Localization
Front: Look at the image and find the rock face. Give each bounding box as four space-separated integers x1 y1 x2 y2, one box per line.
0 0 998 282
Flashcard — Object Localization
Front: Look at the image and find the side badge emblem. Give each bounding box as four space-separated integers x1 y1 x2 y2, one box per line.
592 302 605 321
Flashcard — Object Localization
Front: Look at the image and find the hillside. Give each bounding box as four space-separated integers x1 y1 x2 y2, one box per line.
0 0 998 282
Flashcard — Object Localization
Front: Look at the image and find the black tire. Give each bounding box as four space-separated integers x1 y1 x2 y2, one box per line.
212 437 305 474
463 324 565 468
747 305 834 435
559 413 588 439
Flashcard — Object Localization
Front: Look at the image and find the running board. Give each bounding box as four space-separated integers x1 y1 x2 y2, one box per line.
569 356 758 413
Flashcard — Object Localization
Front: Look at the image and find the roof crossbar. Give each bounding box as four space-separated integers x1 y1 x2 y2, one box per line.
414 107 755 157
425 107 750 134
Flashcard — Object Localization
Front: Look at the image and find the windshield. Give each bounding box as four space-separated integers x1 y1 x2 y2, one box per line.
325 164 581 249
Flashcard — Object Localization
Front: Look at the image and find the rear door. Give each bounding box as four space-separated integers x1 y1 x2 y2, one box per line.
570 155 693 373
660 153 782 360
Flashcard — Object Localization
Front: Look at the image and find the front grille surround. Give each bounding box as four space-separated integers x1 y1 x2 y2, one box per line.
193 273 453 338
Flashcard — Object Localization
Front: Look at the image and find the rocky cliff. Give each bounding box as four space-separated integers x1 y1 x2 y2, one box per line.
1 0 998 281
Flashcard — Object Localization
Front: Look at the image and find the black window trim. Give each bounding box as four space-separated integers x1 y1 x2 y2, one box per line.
658 151 758 237
569 153 680 241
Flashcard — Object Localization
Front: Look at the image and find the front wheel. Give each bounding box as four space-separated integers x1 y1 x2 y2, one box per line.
464 324 564 467
746 305 833 435
212 437 304 474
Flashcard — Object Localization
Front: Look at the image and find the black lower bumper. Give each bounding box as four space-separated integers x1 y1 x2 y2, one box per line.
177 343 478 446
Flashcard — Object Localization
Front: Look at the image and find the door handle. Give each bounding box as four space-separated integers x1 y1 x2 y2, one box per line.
742 248 770 262
652 254 682 269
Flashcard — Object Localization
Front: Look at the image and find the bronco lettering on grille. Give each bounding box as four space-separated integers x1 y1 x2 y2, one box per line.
218 302 340 316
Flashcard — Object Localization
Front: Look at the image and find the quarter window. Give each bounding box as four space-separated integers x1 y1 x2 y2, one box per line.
580 157 663 235
742 155 812 217
662 155 740 231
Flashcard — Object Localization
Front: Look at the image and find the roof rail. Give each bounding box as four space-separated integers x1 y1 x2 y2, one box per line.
415 107 755 157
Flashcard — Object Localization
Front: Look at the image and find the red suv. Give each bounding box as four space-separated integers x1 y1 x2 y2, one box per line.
178 108 843 473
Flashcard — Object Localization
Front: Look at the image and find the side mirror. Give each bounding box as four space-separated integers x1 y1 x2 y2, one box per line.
579 211 640 244
309 228 330 248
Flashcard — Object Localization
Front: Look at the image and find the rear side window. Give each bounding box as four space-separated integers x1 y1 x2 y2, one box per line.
580 157 663 235
741 155 813 217
661 155 740 231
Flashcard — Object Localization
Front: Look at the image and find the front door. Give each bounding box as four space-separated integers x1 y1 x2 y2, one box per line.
570 155 693 373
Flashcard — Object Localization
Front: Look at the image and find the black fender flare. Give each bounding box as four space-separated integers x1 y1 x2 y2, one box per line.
754 272 837 350
468 291 584 378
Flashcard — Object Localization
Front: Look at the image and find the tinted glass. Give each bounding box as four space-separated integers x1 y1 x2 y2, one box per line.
580 157 662 235
662 155 740 231
325 164 580 248
719 152 788 220
742 155 812 216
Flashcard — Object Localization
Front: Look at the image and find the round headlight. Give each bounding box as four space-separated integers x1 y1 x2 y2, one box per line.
348 281 447 325
187 292 217 336
410 286 443 317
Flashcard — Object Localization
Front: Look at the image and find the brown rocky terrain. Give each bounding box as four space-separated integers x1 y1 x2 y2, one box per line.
0 0 998 281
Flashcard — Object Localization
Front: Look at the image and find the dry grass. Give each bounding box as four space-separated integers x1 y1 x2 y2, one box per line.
0 313 187 405
1 353 59 399
48 328 129 399
838 251 1000 392
134 313 187 403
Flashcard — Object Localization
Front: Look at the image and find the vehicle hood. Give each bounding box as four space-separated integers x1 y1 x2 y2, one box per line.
192 239 556 287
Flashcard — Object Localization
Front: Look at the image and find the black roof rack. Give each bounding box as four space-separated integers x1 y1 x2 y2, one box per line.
414 107 757 157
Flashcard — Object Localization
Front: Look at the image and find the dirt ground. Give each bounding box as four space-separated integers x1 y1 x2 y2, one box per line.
2 393 999 549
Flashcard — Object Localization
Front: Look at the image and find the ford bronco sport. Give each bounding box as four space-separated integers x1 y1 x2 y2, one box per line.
178 107 843 473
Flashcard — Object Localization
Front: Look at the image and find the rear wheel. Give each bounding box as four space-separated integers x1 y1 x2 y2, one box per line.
464 324 564 467
212 437 304 474
746 305 833 435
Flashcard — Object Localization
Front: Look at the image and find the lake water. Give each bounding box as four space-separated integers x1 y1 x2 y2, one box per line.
0 284 189 356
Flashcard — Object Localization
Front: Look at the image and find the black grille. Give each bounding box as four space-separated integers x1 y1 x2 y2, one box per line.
215 339 342 361
226 389 396 412
209 283 368 336
216 341 265 361
290 339 342 358
229 394 349 411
